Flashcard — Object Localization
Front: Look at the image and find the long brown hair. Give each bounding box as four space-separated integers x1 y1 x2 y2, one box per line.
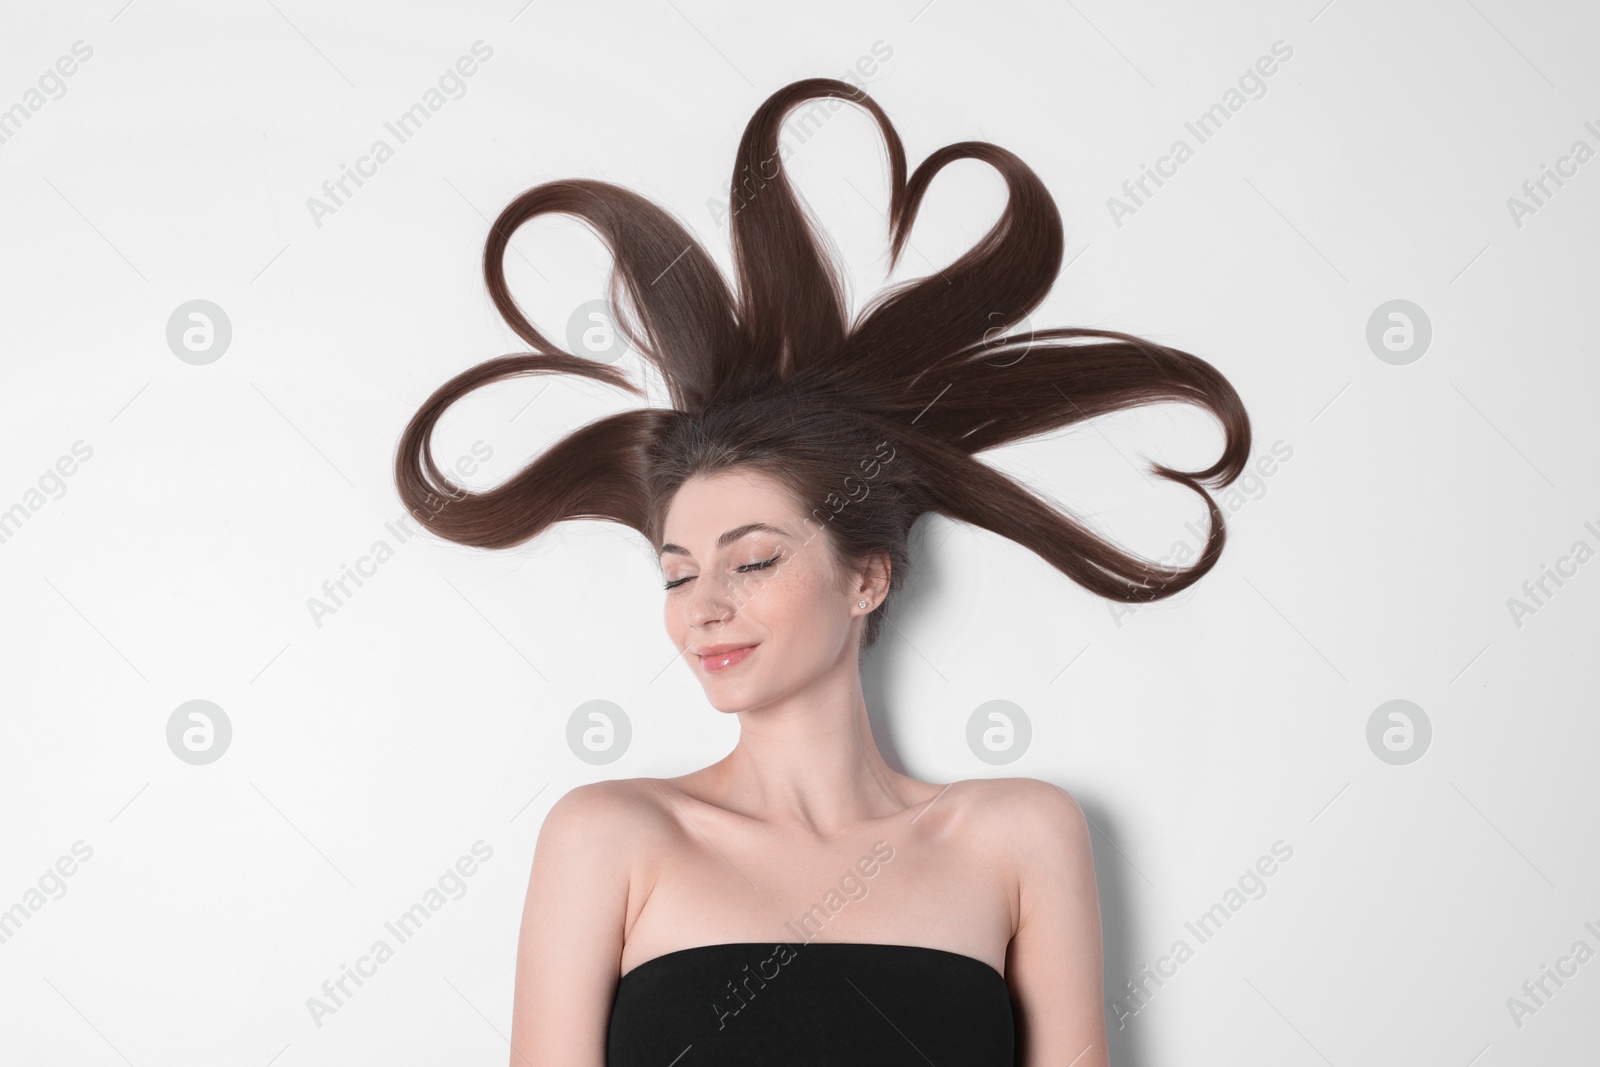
394 77 1251 650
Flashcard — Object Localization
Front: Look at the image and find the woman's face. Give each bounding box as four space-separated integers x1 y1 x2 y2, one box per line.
659 469 864 713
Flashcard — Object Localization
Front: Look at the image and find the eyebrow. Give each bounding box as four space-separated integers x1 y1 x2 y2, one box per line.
658 522 792 558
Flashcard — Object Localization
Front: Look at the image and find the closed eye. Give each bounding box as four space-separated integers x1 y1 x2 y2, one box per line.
664 554 780 591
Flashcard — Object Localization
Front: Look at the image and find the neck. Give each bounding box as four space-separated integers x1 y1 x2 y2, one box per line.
706 656 926 837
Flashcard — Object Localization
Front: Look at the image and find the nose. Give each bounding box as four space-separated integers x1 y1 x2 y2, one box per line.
684 570 737 628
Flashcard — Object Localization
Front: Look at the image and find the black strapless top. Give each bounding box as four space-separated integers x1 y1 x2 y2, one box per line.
607 941 1015 1065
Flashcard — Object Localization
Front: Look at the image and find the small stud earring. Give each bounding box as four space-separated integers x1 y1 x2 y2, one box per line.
858 600 869 609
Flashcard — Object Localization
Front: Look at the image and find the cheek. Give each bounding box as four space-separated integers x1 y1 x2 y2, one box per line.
753 573 844 644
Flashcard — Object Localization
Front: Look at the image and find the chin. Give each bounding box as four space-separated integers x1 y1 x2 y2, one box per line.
699 682 770 715
704 693 754 715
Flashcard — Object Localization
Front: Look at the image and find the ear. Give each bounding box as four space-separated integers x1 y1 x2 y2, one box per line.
853 551 892 605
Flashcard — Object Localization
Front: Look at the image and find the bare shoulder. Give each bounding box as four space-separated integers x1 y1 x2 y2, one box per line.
962 778 1108 1065
951 775 1091 841
511 778 682 1063
952 777 1095 898
535 777 680 867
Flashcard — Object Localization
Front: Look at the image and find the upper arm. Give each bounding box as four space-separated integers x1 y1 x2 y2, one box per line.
507 781 647 1067
1002 779 1111 1067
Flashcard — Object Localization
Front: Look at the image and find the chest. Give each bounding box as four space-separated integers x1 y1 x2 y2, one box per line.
620 824 1016 976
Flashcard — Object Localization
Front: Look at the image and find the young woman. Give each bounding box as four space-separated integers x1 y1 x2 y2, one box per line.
395 77 1250 1066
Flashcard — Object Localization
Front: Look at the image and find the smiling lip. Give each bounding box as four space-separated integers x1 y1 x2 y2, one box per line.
693 644 757 672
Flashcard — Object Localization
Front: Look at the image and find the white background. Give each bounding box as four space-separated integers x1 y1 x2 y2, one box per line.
1 0 1596 1064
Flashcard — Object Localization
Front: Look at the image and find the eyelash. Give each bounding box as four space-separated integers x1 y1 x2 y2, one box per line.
664 554 780 591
